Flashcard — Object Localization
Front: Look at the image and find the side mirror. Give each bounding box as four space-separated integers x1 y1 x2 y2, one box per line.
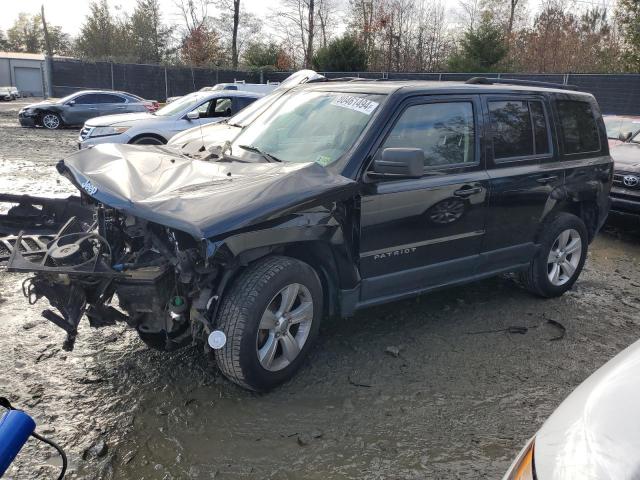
619 131 633 142
67 100 75 106
373 148 425 178
186 110 200 120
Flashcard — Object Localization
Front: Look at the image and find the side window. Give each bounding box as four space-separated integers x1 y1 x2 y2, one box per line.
556 100 600 154
100 94 126 104
213 98 232 117
381 102 475 168
488 100 551 160
74 94 99 104
197 100 214 116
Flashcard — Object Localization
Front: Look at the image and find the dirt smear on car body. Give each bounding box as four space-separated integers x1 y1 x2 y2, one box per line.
1 103 640 480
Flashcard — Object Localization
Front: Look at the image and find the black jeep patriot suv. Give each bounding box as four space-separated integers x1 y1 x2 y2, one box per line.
2 78 612 391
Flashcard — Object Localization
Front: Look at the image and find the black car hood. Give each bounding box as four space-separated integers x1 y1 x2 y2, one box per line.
58 144 357 239
611 143 640 172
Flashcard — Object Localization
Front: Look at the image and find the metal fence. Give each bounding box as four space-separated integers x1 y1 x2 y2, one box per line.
49 58 640 115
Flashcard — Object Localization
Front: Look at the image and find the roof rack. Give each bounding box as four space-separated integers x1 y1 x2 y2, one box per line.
465 76 579 91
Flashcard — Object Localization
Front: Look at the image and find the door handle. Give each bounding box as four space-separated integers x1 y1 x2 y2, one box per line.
536 175 558 184
453 186 482 197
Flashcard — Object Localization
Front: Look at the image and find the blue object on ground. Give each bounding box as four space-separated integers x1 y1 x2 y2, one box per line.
0 409 36 476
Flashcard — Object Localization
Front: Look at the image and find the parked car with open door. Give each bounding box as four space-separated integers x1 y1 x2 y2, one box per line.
78 90 261 148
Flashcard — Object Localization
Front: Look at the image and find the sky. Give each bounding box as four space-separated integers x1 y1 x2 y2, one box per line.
0 0 273 35
0 0 614 38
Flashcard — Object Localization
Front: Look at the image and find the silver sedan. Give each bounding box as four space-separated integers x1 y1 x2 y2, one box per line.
78 90 262 148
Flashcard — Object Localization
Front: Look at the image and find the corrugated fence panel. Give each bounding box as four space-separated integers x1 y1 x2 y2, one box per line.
112 63 165 100
50 59 640 114
568 74 640 115
51 59 112 97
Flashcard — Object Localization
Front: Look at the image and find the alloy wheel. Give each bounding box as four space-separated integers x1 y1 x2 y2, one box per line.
547 228 582 286
256 283 314 372
42 114 60 129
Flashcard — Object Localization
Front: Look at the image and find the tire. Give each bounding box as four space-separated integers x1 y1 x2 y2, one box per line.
215 256 323 391
520 212 588 298
130 135 165 145
41 112 62 130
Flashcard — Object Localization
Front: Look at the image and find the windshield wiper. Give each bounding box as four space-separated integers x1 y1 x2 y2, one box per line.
238 144 282 163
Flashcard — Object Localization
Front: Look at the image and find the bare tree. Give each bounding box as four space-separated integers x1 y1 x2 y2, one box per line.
270 0 323 68
175 0 211 33
306 0 315 67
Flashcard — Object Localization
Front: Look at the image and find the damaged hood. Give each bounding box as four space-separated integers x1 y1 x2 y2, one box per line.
58 144 357 239
611 143 640 172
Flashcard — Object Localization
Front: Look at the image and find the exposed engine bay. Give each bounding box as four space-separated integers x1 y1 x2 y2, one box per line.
3 194 222 353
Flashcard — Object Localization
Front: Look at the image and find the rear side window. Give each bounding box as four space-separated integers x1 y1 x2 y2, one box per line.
99 94 126 103
556 100 600 154
489 100 551 160
74 94 101 104
382 102 475 168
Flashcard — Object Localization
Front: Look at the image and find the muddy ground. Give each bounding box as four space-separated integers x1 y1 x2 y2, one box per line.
1 101 640 480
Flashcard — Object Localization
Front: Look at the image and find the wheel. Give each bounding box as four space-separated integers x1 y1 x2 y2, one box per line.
215 256 323 391
41 112 62 129
130 135 165 145
520 213 588 297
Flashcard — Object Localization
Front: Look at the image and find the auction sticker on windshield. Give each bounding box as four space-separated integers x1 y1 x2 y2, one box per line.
331 95 379 115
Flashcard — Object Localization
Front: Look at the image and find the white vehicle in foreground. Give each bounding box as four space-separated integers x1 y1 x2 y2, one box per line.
78 90 262 149
503 337 640 480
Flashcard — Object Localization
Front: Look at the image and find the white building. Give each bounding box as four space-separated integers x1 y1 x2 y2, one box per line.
0 52 50 97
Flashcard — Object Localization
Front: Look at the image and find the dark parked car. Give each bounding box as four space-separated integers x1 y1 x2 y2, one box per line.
610 133 640 217
18 90 156 129
0 78 611 391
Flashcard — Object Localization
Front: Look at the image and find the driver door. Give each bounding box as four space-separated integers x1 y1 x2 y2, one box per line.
358 96 490 303
65 94 100 125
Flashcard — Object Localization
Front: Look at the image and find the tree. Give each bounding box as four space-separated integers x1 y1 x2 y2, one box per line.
617 0 640 70
5 12 71 55
272 0 323 68
243 41 293 70
129 0 173 63
448 13 507 72
313 35 367 71
181 24 223 66
76 0 116 59
215 0 242 68
213 1 261 67
0 30 8 50
7 13 42 53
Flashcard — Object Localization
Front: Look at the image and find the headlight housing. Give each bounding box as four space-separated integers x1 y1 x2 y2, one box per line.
90 126 130 138
503 437 536 480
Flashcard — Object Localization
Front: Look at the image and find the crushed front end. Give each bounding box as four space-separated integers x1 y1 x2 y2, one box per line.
4 197 222 353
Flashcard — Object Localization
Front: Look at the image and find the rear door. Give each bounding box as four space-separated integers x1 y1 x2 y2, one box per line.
479 95 564 272
358 95 490 304
97 93 129 116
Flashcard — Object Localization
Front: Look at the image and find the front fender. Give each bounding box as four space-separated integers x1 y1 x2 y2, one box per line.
208 208 360 291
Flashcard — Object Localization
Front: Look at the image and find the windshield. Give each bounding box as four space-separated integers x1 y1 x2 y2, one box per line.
230 90 384 166
155 93 204 116
604 116 640 140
